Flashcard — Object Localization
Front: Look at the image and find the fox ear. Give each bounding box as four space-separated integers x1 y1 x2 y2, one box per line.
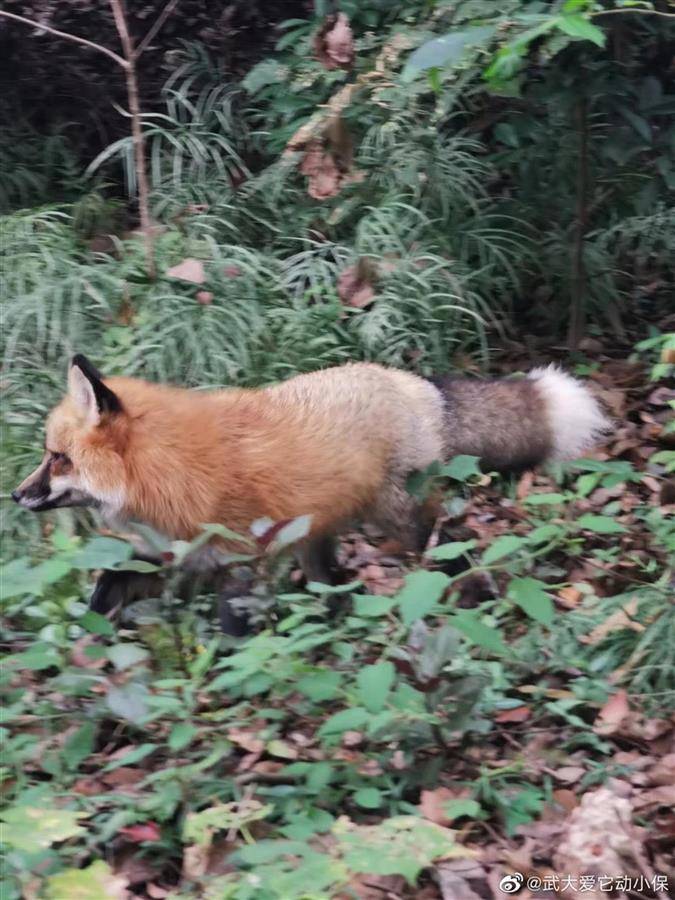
68 355 122 426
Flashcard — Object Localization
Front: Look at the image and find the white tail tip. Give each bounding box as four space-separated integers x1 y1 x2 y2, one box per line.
528 365 611 461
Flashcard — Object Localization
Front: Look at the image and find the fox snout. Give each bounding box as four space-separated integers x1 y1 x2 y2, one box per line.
12 454 94 512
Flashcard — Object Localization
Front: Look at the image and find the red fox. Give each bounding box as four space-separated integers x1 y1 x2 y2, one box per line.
13 355 608 625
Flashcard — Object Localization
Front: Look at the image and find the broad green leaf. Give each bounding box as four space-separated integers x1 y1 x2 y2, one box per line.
441 455 482 481
318 706 369 737
427 540 476 561
522 493 566 505
353 594 397 617
62 721 96 770
396 570 450 626
577 514 627 534
184 801 271 845
507 577 555 625
297 669 342 702
556 14 606 47
403 27 496 82
71 536 133 570
335 815 460 885
168 722 197 751
450 612 508 655
353 787 382 809
0 806 85 852
107 642 150 671
45 861 127 900
106 684 149 724
79 610 115 636
242 60 286 95
103 742 156 771
482 534 527 565
444 798 482 821
356 661 395 714
5 642 61 671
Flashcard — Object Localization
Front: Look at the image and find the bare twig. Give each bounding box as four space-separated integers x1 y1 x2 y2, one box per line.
109 0 156 278
568 97 589 351
135 0 180 59
0 9 127 68
592 8 675 19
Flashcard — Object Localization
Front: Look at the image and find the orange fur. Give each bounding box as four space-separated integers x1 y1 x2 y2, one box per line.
46 375 389 545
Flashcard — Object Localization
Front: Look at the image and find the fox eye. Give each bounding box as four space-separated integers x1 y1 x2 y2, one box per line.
51 452 71 466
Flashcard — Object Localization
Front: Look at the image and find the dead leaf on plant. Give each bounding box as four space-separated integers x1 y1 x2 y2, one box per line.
314 13 354 70
166 258 205 284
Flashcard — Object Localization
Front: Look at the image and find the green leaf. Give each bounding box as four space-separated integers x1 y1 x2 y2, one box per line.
556 14 606 47
107 642 150 671
441 455 482 481
106 684 149 724
0 806 85 852
481 534 527 565
336 816 458 885
522 493 567 505
426 540 476 561
444 798 482 821
5 642 62 671
356 661 395 714
71 536 133 570
450 612 508 655
103 742 156 772
353 594 397 617
79 611 115 636
45 861 125 900
242 60 286 95
577 514 628 534
318 707 369 737
403 27 496 81
353 787 382 809
507 577 555 625
297 669 342 702
62 721 96 770
168 722 197 751
396 570 450 626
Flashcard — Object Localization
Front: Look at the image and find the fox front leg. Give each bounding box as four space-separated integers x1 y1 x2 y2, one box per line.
295 535 340 586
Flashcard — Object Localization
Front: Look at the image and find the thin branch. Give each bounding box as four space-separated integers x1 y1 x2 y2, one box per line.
592 8 675 19
0 9 127 68
135 0 180 59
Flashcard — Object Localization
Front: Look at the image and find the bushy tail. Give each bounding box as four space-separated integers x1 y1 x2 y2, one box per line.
434 366 610 473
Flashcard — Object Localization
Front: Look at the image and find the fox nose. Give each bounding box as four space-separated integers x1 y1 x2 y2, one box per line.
11 490 22 503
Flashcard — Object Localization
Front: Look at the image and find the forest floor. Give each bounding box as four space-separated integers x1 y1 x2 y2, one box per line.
2 340 674 900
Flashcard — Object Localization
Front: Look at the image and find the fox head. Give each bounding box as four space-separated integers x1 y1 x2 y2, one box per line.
12 355 127 515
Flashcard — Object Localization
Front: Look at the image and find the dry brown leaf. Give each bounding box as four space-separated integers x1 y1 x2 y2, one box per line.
314 13 354 70
420 786 470 827
71 635 107 669
495 705 531 724
552 766 586 785
337 260 377 309
646 753 675 787
552 789 578 813
166 258 205 284
582 599 644 645
594 689 631 735
342 731 363 748
300 141 342 199
557 586 583 609
227 727 264 754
